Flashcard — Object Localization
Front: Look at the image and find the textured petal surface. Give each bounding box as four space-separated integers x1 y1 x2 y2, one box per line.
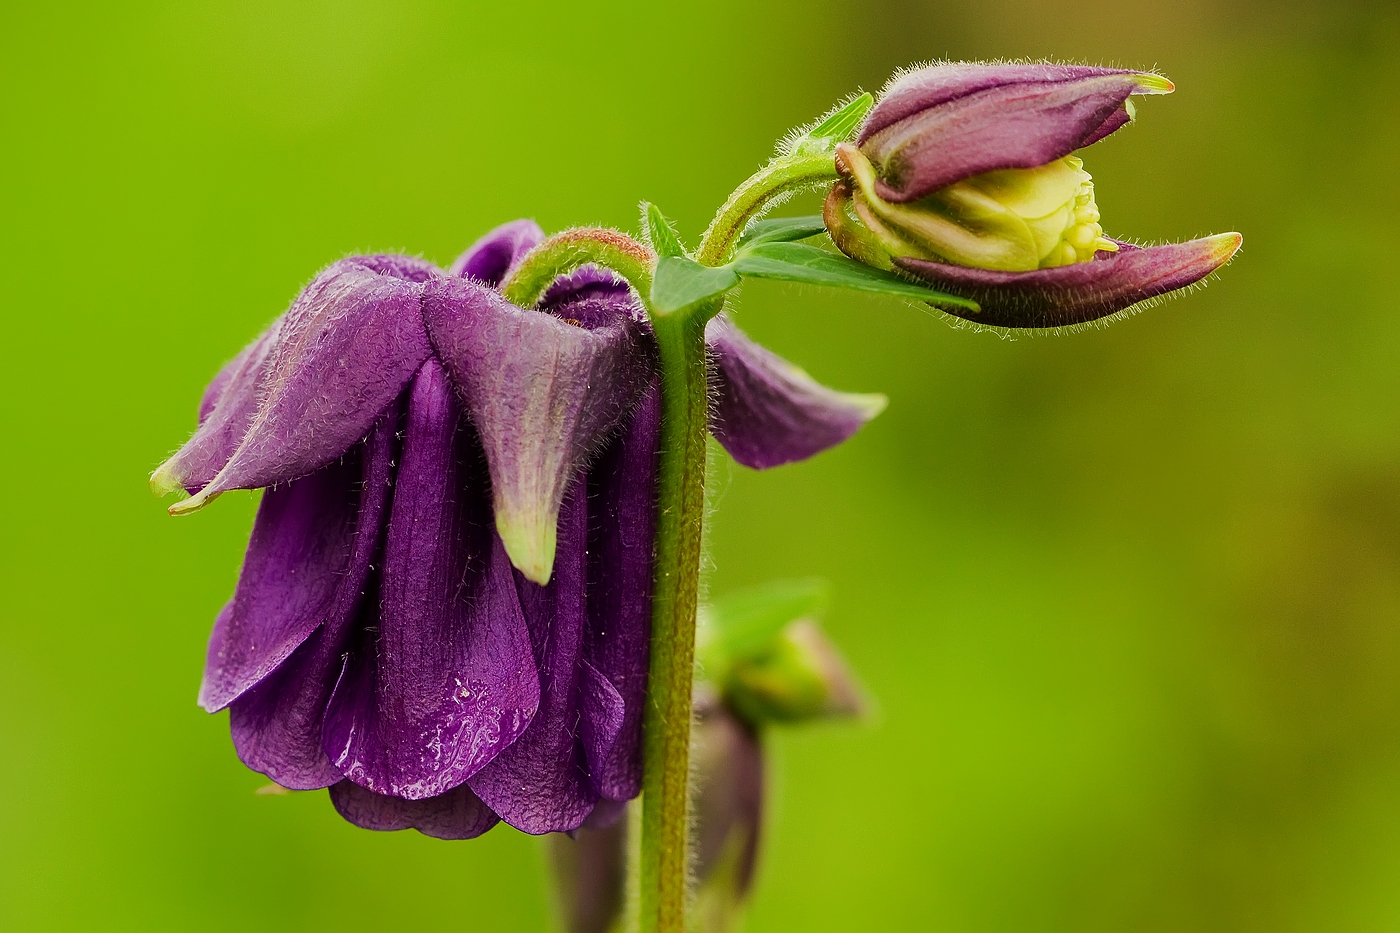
158 257 434 512
859 62 1159 140
160 329 278 495
227 404 401 789
197 336 265 427
323 361 539 800
583 380 660 799
422 277 654 583
449 219 544 285
706 316 886 470
197 451 363 713
859 65 1170 203
895 233 1243 329
330 780 500 840
470 481 600 834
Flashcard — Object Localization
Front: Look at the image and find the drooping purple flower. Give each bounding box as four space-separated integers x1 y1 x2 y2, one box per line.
156 219 880 838
824 62 1242 329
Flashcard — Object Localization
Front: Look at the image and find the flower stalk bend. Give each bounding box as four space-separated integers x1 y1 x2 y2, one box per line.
697 153 840 266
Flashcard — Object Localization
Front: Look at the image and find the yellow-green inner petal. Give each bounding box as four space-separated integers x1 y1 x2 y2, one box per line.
839 144 1120 273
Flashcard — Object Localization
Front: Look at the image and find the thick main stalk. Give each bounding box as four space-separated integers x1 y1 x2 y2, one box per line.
639 310 710 933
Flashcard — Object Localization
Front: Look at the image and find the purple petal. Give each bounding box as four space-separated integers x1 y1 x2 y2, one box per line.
706 316 886 470
197 335 265 426
583 380 660 800
346 253 443 282
160 329 278 495
422 277 654 584
197 451 363 713
227 404 401 789
449 219 544 285
859 65 1172 203
330 780 500 840
470 481 599 834
322 360 539 800
894 233 1243 329
540 265 634 310
577 660 625 791
155 257 433 512
859 62 1164 141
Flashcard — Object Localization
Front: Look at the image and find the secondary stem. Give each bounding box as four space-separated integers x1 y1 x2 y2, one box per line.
696 152 839 266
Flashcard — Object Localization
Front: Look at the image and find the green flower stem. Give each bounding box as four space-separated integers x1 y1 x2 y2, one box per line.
696 152 839 266
500 228 709 933
639 301 714 933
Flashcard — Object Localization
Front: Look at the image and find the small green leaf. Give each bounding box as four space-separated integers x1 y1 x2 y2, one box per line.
733 241 980 311
650 255 739 314
806 92 874 143
736 215 828 249
642 201 687 258
702 578 830 670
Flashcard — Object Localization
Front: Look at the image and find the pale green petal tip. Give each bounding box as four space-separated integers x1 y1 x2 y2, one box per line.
149 460 183 497
848 392 888 422
1132 73 1175 95
167 486 215 516
1208 231 1245 265
497 505 558 586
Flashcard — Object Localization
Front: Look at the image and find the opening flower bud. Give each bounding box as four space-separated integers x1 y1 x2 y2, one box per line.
835 143 1117 273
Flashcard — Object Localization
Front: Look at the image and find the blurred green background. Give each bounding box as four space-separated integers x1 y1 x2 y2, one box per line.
3 0 1398 929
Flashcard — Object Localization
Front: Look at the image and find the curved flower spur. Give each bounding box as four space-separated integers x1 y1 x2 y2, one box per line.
151 221 884 837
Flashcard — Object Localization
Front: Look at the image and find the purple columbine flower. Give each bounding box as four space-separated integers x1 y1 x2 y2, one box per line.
152 220 882 837
823 61 1243 328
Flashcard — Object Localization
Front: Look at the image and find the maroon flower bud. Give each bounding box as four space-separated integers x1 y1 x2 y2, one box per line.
826 62 1242 328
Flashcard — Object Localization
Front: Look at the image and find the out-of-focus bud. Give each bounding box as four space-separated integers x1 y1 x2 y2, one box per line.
723 619 865 725
546 804 630 933
690 691 765 933
824 61 1242 329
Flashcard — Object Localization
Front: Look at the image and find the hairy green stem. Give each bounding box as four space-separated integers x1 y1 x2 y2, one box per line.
639 305 712 933
696 153 839 266
499 227 707 933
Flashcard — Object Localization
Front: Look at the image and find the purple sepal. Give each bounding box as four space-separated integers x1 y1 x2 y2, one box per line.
330 780 500 840
895 234 1243 329
156 257 434 512
449 219 544 285
706 316 885 470
196 452 363 713
227 404 401 789
346 253 443 282
583 380 660 800
168 330 277 494
197 336 265 426
322 361 539 800
858 63 1170 202
422 277 654 584
470 481 602 835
